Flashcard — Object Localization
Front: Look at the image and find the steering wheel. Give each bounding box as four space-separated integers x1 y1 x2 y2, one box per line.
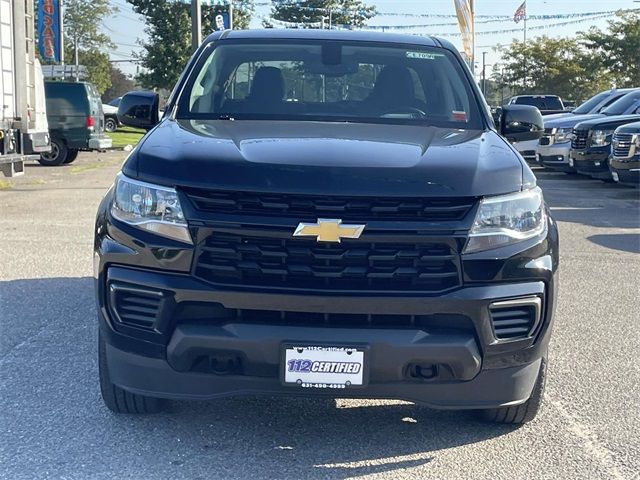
380 106 427 118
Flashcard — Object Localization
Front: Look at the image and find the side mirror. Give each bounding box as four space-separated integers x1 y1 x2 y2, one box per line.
117 91 160 130
499 105 544 143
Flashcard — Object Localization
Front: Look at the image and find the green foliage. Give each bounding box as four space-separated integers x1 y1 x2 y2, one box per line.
580 11 640 87
492 12 639 103
102 67 136 102
493 36 614 103
268 0 376 28
128 0 254 91
63 0 117 50
35 0 116 93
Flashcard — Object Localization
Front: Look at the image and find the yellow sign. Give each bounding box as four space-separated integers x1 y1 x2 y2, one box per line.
293 219 365 243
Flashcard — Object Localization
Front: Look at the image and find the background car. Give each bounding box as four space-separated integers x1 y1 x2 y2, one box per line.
102 103 120 133
571 93 640 179
538 88 640 172
39 81 112 166
609 121 640 187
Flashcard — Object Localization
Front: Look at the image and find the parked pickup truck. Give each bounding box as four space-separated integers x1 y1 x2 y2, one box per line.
609 121 640 187
95 29 557 424
571 90 640 179
507 95 568 115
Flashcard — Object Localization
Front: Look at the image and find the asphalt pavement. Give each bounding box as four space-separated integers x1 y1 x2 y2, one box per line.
1 152 639 480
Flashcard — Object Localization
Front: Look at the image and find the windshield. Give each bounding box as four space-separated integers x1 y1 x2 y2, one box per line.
572 91 609 114
602 91 640 115
177 40 482 128
512 96 563 110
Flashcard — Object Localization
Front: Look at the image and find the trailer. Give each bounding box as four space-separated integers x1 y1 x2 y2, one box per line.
0 0 50 177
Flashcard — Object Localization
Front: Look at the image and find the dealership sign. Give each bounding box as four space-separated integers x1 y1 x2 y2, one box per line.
37 0 62 62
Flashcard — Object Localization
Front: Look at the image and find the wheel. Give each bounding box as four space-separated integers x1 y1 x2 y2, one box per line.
63 149 79 164
104 116 118 133
98 331 164 414
476 358 546 424
39 138 68 166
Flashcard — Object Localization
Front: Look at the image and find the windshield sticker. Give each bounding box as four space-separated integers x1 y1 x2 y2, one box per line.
406 51 443 60
452 111 468 122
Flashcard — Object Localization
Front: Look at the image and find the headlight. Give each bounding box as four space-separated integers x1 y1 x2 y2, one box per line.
464 187 546 254
591 129 613 146
554 128 572 143
111 172 192 243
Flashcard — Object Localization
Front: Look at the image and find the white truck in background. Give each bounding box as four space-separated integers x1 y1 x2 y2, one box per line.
1 0 50 177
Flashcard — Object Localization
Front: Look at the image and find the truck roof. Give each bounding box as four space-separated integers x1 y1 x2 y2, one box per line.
205 29 440 48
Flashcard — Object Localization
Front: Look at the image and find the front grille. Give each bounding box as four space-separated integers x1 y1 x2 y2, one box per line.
539 128 554 146
110 285 163 330
489 298 541 340
194 232 462 292
571 129 589 149
185 189 475 222
612 133 635 158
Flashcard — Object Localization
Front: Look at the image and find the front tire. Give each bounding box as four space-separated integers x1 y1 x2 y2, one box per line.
98 332 164 414
39 138 68 166
104 116 118 133
476 358 546 424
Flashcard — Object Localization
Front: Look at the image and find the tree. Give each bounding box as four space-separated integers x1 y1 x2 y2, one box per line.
63 0 117 94
128 0 254 91
102 67 136 102
580 11 640 87
268 0 376 29
492 36 613 103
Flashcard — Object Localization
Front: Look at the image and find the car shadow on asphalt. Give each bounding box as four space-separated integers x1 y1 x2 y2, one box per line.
2 276 521 479
587 233 640 254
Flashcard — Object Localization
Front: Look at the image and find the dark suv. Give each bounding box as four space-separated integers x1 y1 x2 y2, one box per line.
39 81 112 166
95 30 558 424
609 121 640 186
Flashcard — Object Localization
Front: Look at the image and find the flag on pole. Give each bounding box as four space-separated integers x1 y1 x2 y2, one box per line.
513 1 527 23
453 0 474 62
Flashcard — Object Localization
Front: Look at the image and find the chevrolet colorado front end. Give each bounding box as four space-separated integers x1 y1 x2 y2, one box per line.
95 30 557 424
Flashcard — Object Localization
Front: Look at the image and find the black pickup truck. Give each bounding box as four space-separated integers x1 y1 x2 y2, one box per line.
507 95 568 116
95 30 557 424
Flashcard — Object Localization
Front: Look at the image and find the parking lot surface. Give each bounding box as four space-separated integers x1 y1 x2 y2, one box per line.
1 152 639 480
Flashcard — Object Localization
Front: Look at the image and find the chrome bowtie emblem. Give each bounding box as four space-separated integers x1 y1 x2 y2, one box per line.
293 219 365 243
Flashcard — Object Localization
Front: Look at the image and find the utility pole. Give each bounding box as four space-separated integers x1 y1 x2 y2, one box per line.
59 0 65 66
481 51 487 97
74 33 79 81
470 0 475 75
191 0 202 52
228 0 233 29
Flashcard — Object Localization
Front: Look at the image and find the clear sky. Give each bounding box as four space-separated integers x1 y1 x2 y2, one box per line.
102 0 638 79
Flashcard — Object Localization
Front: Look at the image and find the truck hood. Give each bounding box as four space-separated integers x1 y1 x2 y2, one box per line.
126 119 524 197
575 114 640 130
544 113 603 129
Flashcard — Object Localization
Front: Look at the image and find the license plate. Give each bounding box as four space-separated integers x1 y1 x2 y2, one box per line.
283 346 365 388
612 171 619 182
569 158 574 167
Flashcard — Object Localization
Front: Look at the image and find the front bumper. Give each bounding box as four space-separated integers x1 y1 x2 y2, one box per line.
610 157 640 186
95 184 558 409
538 143 574 171
571 148 612 179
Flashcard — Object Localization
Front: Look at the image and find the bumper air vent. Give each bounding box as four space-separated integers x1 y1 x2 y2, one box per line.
489 297 542 341
109 284 164 330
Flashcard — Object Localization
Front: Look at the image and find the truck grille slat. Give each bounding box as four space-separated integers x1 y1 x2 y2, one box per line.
571 129 589 149
194 232 462 292
612 133 634 158
185 190 475 222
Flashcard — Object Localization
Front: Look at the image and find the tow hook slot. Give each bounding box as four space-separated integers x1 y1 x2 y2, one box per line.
408 363 439 381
